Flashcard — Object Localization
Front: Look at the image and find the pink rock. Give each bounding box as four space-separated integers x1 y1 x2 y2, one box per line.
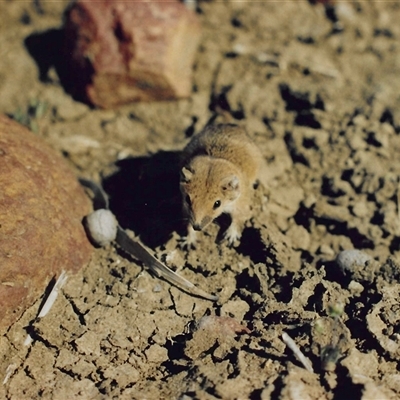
63 0 201 108
197 316 251 336
0 115 93 335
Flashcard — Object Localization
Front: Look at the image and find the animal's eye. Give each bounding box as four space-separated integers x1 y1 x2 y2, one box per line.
186 195 192 206
213 200 221 209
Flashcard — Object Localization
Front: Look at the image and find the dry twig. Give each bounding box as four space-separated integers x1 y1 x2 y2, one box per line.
282 331 314 373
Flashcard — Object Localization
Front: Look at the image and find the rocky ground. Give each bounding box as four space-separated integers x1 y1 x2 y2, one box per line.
1 0 400 399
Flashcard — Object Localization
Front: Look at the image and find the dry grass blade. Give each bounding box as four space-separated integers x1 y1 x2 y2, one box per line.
116 227 218 301
282 331 314 373
24 271 68 346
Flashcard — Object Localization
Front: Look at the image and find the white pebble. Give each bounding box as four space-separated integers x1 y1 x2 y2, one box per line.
232 43 247 55
336 249 372 274
85 209 118 246
348 280 364 296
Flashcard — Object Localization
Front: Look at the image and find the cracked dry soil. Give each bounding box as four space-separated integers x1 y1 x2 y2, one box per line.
2 1 400 399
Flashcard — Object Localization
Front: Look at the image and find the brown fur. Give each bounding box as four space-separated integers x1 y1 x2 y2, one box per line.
180 123 266 245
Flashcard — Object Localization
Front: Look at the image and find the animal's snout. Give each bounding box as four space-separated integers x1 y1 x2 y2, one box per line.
193 223 202 231
192 216 212 231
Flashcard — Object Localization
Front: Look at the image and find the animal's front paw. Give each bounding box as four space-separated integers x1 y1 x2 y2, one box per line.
179 237 197 250
223 224 242 247
179 227 198 250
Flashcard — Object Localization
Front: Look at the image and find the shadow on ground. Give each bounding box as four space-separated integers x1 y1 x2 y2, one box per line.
103 151 185 248
24 27 92 104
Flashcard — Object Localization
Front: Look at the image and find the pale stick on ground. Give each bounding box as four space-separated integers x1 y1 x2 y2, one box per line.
23 270 68 346
282 331 314 373
2 364 16 385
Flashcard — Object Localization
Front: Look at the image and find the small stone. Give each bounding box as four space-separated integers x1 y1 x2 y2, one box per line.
231 43 248 55
348 280 364 296
336 249 372 274
196 315 250 336
84 209 118 247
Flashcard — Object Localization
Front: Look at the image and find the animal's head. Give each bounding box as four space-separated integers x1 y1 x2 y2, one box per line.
180 156 240 231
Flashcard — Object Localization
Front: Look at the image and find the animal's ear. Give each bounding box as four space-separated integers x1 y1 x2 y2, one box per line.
180 167 193 183
221 175 239 192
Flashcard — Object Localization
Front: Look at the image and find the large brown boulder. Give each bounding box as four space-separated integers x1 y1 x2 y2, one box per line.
0 115 93 335
63 0 202 108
